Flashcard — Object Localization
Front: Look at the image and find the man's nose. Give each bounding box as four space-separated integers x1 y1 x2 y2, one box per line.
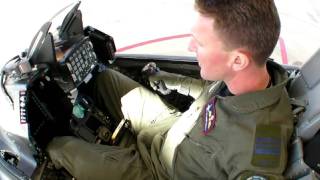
188 38 196 52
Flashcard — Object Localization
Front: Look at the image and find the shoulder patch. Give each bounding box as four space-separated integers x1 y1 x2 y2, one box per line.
251 124 282 168
202 97 217 135
245 175 267 180
240 171 277 180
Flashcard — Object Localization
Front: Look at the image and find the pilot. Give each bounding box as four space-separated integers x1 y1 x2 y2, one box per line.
47 0 293 179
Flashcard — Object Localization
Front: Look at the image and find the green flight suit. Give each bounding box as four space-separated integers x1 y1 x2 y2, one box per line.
47 61 293 180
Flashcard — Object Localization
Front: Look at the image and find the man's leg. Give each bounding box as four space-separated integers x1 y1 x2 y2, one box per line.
92 69 141 123
47 136 154 180
93 69 181 133
47 69 180 179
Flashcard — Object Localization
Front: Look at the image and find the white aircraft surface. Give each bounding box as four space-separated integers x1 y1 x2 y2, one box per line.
0 0 319 179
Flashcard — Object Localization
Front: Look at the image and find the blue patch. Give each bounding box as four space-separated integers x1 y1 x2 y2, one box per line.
251 125 282 168
254 137 281 155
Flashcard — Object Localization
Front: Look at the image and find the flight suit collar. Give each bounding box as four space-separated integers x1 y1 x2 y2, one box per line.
214 61 290 113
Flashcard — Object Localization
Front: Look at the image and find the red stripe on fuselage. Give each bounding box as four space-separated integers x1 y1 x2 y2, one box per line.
117 34 289 65
279 37 288 64
116 34 191 52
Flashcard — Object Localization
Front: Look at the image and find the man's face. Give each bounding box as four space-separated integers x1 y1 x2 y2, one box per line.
188 13 233 81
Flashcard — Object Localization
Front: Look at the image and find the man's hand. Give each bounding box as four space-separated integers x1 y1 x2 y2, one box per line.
142 62 176 95
142 62 206 98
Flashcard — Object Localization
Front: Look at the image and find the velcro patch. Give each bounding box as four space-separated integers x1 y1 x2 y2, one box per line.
251 124 282 168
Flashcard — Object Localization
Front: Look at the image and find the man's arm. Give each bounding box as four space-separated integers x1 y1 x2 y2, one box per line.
142 62 207 99
165 72 207 98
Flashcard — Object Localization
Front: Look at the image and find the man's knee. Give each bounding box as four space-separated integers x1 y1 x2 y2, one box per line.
95 69 116 85
96 69 140 94
46 136 82 169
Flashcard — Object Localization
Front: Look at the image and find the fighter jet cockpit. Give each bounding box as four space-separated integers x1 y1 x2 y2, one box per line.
1 1 121 153
1 1 320 179
0 2 197 178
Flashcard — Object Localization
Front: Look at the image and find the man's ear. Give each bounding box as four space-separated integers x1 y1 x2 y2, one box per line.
230 50 250 71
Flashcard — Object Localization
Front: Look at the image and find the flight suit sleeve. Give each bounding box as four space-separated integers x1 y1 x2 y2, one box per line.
149 70 207 99
227 124 290 180
174 74 207 99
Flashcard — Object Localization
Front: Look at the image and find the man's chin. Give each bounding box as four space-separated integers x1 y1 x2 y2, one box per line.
200 71 219 81
200 70 207 80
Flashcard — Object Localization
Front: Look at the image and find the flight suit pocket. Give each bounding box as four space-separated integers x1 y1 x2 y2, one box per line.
187 135 223 159
172 135 225 179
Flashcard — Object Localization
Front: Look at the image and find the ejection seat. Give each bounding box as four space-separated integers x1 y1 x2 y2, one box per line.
284 49 320 179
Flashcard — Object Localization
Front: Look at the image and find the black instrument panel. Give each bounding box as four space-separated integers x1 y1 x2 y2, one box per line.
56 37 98 92
62 37 97 86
